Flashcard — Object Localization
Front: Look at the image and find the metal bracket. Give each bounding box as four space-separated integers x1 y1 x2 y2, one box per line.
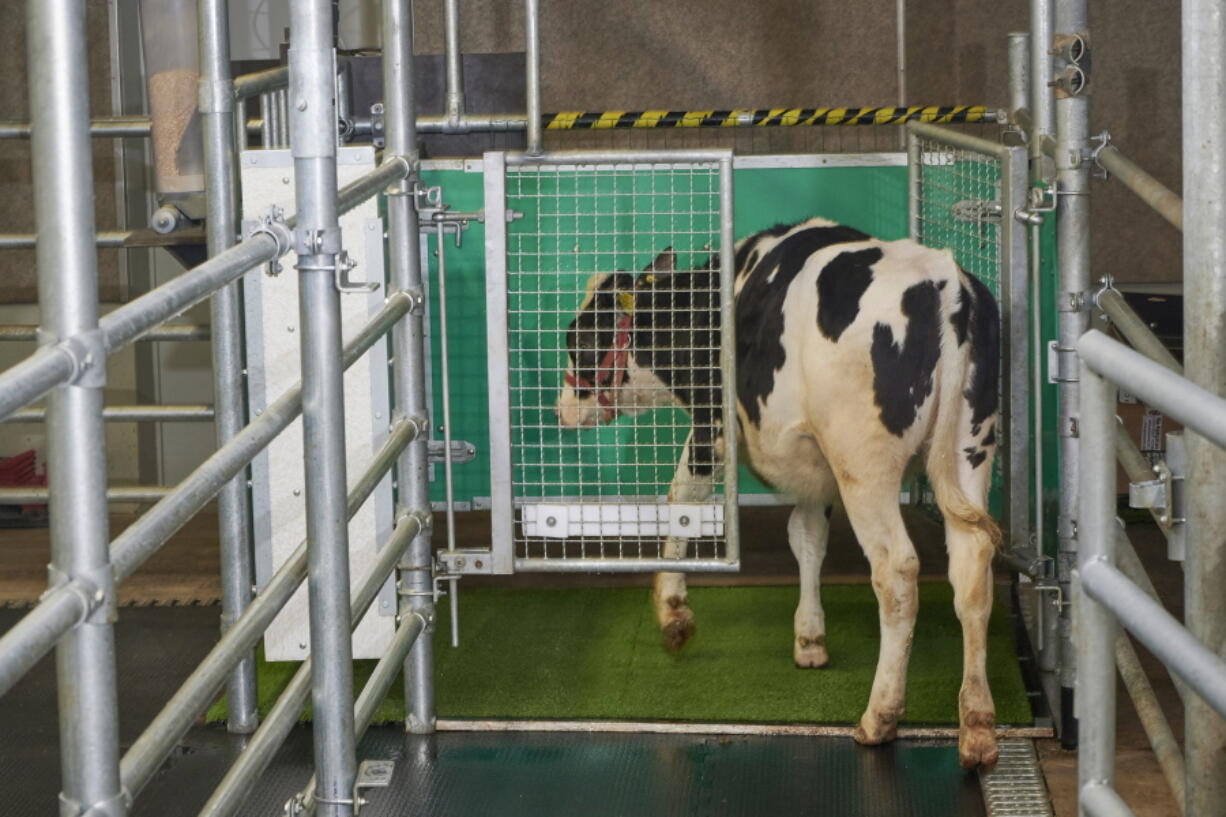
1091 273 1121 311
57 328 107 388
353 760 395 813
1128 460 1171 524
369 102 386 149
1047 340 1082 385
436 548 495 575
245 205 293 276
1088 131 1112 180
333 250 377 293
1164 431 1188 561
428 439 477 464
296 249 378 294
294 225 342 258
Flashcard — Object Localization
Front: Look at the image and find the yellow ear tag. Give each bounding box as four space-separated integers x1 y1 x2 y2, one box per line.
617 291 636 315
644 274 658 283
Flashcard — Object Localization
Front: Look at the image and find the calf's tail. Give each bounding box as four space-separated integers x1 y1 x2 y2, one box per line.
925 274 1003 550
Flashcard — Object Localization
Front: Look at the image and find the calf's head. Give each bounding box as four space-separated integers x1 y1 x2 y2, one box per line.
555 250 676 427
555 270 636 427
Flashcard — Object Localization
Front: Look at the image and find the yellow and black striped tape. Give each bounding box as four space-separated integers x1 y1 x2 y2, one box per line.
544 106 993 130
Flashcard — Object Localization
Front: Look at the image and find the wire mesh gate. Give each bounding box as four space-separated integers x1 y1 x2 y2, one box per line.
484 150 738 573
906 123 1031 554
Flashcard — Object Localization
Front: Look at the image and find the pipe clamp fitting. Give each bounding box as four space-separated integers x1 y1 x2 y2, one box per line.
198 78 234 115
245 206 293 276
57 329 107 388
293 226 342 257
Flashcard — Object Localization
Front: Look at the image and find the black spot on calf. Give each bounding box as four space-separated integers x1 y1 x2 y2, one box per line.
870 281 942 436
816 247 880 341
736 224 870 425
962 273 1001 435
964 447 988 469
951 283 973 346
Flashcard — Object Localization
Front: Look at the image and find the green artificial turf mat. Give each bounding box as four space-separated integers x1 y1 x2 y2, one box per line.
206 583 1031 726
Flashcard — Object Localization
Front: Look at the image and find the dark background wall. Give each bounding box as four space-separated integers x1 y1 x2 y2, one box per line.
0 1 121 303
0 0 1185 294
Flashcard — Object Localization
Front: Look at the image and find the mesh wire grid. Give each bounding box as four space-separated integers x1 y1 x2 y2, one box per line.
912 137 1006 509
504 161 728 564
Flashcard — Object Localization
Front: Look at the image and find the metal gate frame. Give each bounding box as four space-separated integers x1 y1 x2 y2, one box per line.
484 149 739 575
906 122 1032 559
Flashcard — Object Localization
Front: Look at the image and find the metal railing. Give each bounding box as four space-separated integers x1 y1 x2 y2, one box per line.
1078 331 1226 817
0 1 435 816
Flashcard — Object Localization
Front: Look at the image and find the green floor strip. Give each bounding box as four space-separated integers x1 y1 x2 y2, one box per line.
207 584 1031 726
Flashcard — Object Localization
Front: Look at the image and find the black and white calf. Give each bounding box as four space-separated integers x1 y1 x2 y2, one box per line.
555 217 1003 769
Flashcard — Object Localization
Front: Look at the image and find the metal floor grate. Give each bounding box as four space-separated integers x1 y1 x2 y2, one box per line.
979 738 1055 817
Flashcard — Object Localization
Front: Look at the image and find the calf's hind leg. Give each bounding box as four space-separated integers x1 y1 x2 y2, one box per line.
837 473 921 746
789 499 835 668
652 433 715 651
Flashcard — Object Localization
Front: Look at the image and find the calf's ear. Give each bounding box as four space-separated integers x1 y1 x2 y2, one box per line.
646 247 676 273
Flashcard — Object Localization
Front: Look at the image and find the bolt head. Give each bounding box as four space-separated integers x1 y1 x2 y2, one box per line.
679 515 691 527
475 560 484 569
546 516 557 527
296 98 307 111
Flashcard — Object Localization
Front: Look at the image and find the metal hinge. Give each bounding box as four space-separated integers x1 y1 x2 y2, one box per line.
428 439 476 464
436 548 495 575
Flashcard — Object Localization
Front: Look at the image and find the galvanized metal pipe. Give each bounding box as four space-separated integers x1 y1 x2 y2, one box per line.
233 65 289 100
1098 289 1182 374
443 0 465 127
121 421 423 800
0 230 131 249
99 234 280 353
26 2 124 815
1078 355 1120 813
290 1 357 811
4 404 216 423
1115 635 1186 812
1083 560 1226 720
295 611 427 813
0 324 207 342
199 0 259 737
0 346 79 424
1080 331 1226 448
1054 0 1091 747
196 511 426 817
1080 783 1136 817
1182 0 1226 808
109 292 412 582
0 581 89 700
1030 0 1056 179
1097 146 1183 232
524 0 542 154
382 0 436 737
1008 33 1031 122
0 116 151 139
0 485 170 503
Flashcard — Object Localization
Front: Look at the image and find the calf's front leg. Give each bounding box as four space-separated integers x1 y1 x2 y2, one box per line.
652 432 715 651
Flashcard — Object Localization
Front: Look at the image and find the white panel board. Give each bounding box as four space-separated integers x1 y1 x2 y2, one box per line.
241 147 395 661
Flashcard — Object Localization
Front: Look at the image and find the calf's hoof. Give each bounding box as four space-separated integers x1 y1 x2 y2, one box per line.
793 634 829 668
958 712 999 770
853 708 902 746
661 607 696 652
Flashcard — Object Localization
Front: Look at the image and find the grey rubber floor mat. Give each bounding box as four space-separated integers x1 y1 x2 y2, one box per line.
2 607 985 817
